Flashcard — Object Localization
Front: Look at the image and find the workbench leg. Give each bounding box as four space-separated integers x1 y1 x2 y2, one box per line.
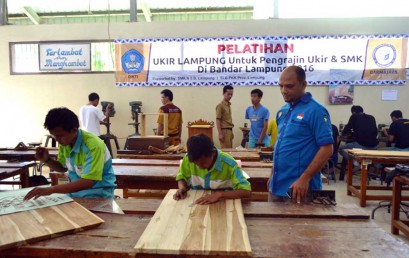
360 163 368 207
20 168 29 188
392 177 402 235
347 158 353 196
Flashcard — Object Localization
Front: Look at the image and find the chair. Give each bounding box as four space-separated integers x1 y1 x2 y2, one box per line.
187 119 214 139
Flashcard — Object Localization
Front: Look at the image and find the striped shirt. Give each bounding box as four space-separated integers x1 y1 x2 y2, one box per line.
176 148 251 191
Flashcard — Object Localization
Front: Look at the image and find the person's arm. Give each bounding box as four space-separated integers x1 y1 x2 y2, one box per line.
216 119 224 142
157 123 164 135
173 179 190 200
257 120 268 144
36 147 66 172
178 122 183 138
290 144 333 202
342 115 354 135
24 179 95 201
195 189 251 205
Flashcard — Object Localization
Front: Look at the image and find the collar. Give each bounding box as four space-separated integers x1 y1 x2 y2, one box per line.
210 148 222 172
291 92 312 107
222 100 231 106
252 104 262 110
166 102 174 106
71 129 83 153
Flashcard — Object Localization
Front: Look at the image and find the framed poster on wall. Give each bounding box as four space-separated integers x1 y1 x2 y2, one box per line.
39 43 91 71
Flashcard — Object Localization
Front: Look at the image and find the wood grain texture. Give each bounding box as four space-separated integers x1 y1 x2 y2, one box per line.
116 151 260 161
0 201 104 251
134 190 252 256
349 149 409 157
5 215 409 258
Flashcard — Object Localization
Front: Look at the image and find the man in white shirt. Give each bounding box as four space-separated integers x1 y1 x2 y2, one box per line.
79 92 111 136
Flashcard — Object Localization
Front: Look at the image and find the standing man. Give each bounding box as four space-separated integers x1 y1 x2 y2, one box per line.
338 105 378 180
245 89 270 148
269 66 333 203
24 107 117 200
383 110 409 150
79 92 111 136
216 85 234 148
157 89 183 146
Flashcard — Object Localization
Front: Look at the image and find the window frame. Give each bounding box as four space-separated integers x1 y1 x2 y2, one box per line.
9 39 116 75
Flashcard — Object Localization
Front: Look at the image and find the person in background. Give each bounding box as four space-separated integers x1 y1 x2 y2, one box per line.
216 85 234 148
268 66 333 203
79 92 111 136
383 110 409 150
245 89 270 148
157 89 183 146
338 105 378 180
267 119 278 149
24 107 117 200
173 134 251 204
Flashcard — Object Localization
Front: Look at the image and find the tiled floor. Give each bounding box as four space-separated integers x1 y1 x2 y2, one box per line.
2 166 409 245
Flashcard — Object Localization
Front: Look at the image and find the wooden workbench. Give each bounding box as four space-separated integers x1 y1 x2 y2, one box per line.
0 161 36 188
346 149 409 207
112 158 272 168
113 165 270 193
117 150 261 161
3 198 409 257
392 175 409 237
0 149 58 161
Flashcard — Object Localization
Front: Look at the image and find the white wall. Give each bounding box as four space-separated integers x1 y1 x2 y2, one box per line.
0 18 408 153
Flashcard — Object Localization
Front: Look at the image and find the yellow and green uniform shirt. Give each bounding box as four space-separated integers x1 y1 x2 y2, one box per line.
57 129 117 198
176 148 251 191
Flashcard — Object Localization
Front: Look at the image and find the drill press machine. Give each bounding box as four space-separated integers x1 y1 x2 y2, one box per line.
100 101 120 156
124 101 142 149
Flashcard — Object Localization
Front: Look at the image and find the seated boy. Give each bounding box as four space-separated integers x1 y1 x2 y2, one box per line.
24 107 117 200
173 134 251 205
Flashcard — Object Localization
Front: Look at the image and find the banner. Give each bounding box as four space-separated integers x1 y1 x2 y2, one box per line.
115 34 409 87
39 43 91 71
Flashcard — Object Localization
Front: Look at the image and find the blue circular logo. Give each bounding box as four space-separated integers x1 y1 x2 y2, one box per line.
121 49 144 74
372 44 396 68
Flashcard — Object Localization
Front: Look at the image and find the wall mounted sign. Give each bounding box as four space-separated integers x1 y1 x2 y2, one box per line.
115 34 408 86
39 43 91 71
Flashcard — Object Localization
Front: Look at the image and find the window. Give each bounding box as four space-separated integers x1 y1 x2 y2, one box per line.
10 41 115 74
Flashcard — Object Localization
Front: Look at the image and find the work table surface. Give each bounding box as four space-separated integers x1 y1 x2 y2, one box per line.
3 198 408 258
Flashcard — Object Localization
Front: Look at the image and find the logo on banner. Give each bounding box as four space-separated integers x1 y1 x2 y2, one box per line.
372 44 397 68
121 49 144 74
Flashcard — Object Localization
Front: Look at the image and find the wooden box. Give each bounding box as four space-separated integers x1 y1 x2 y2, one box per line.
126 136 169 150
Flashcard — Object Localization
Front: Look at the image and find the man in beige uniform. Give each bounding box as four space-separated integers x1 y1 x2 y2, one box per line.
216 85 234 148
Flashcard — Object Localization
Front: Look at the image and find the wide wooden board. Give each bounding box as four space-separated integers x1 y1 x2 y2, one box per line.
134 190 252 256
0 201 104 251
349 149 409 157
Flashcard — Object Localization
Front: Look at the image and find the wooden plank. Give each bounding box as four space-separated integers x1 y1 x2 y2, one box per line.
0 201 104 251
112 198 368 219
349 149 409 157
112 158 272 168
116 151 260 161
134 190 252 256
0 161 36 168
113 166 270 192
5 215 409 257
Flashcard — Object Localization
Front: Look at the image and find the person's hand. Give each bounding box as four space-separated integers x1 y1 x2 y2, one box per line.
289 176 310 204
173 189 188 201
195 192 223 205
256 140 262 144
35 147 49 163
219 134 225 142
23 187 53 201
